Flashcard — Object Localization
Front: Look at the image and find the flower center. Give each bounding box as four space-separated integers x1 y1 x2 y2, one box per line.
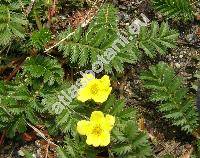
92 126 103 136
90 84 99 95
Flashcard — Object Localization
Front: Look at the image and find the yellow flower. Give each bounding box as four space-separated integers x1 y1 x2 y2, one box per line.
77 74 112 103
77 111 115 147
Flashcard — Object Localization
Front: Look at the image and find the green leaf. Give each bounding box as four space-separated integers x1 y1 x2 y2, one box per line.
23 55 64 86
138 21 178 58
0 2 27 46
140 62 199 133
152 0 194 21
30 28 52 50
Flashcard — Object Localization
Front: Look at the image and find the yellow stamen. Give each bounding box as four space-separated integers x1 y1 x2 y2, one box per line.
92 126 103 136
90 84 99 95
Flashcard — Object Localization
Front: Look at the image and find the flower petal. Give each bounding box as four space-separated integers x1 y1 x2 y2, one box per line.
77 120 90 135
90 111 104 122
92 88 112 103
105 114 115 126
103 114 115 131
86 134 101 147
100 75 111 87
77 87 91 102
89 76 112 103
99 132 110 146
80 73 95 87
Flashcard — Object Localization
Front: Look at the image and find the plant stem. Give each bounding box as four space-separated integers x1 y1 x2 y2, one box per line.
65 103 89 120
33 11 42 30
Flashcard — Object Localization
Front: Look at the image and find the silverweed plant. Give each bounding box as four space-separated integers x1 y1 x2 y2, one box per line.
140 62 199 133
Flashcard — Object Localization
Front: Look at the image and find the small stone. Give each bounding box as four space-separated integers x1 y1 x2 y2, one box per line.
157 13 163 20
181 50 187 54
179 54 184 58
175 63 181 68
18 150 25 156
124 14 130 21
186 33 198 44
186 34 194 42
119 5 126 10
195 14 200 21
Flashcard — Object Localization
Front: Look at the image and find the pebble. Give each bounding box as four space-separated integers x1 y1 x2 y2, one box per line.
18 150 25 156
119 5 127 10
175 63 181 68
179 55 184 58
186 34 194 42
